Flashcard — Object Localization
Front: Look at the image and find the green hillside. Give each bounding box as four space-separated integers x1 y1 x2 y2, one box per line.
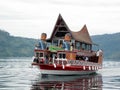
0 30 120 59
92 33 120 59
0 30 37 58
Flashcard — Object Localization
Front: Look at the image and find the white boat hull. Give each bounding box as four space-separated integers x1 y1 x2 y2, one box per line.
40 69 97 75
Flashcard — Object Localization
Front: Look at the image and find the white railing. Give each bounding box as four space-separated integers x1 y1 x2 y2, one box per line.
52 58 101 68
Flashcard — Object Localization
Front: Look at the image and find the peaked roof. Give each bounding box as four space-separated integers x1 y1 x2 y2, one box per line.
49 14 70 39
71 25 93 44
48 14 93 44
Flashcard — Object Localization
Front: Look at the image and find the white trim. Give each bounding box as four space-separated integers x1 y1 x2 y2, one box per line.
83 66 85 70
92 66 94 70
40 69 96 75
62 65 65 69
89 66 91 70
53 63 56 68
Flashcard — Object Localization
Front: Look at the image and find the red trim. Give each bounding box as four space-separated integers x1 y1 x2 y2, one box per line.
34 49 50 52
37 64 95 71
57 50 77 53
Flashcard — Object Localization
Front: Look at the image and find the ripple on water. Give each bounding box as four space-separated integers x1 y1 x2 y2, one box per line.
0 59 120 90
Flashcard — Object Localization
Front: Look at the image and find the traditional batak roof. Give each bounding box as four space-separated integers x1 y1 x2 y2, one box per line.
70 25 93 44
48 14 93 44
49 14 70 40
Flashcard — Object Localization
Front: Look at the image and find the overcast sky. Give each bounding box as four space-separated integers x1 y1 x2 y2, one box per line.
0 0 120 39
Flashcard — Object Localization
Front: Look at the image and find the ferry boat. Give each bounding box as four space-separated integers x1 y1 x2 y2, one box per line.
32 14 103 75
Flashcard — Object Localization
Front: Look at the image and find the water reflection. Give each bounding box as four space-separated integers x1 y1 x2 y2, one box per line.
31 74 102 90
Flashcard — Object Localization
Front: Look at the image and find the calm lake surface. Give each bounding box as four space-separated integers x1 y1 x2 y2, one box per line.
0 58 120 90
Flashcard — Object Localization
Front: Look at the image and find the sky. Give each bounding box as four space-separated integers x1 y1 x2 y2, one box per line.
0 0 120 39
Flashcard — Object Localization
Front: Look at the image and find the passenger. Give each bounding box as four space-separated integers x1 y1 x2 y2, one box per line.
33 56 39 63
38 33 47 50
96 49 103 56
63 33 71 50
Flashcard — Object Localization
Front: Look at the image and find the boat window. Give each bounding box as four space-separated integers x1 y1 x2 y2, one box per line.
86 44 91 50
52 40 58 46
40 53 43 57
52 54 57 58
89 45 92 50
58 39 64 47
36 52 39 57
86 44 88 50
83 44 91 50
59 54 62 58
58 53 66 59
76 42 80 50
63 54 66 59
82 43 85 50
84 44 88 50
85 44 87 50
47 42 51 47
71 39 75 44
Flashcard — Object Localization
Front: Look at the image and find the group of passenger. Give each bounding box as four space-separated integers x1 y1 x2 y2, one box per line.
37 32 72 51
33 32 102 64
33 33 72 64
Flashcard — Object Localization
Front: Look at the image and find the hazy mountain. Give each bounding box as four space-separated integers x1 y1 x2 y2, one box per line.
92 33 120 59
0 30 120 59
0 30 37 58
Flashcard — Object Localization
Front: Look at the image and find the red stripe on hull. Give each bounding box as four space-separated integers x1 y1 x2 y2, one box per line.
37 64 95 71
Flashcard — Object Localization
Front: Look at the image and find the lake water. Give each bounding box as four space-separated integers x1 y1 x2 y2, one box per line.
0 58 120 90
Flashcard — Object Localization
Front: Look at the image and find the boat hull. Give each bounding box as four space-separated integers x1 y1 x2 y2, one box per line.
34 64 99 75
40 69 96 75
